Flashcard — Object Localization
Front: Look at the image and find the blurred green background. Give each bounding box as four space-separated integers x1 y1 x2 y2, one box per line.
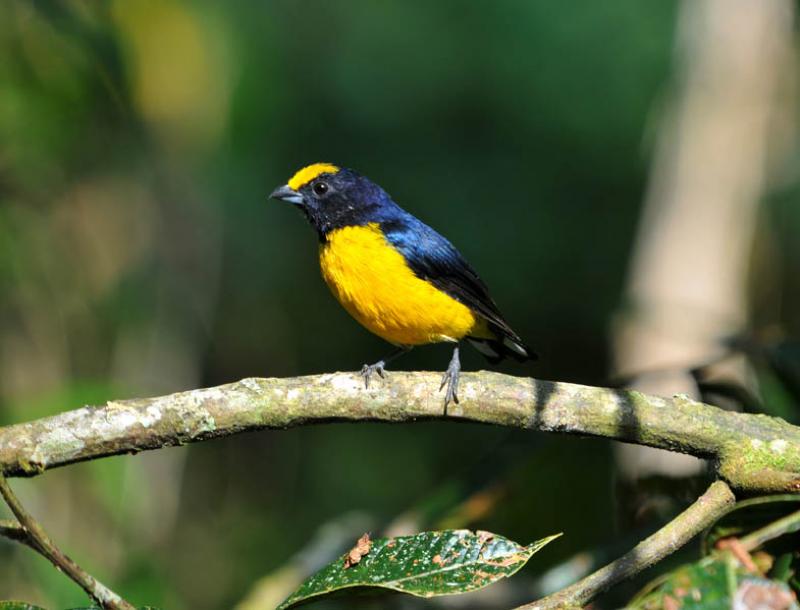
1 1 799 609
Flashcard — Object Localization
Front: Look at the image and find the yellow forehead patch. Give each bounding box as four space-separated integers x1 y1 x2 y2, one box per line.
287 163 340 190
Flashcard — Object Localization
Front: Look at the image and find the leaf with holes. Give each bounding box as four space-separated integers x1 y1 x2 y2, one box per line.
277 529 560 609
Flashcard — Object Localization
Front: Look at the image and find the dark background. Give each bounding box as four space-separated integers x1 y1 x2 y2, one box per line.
1 2 798 609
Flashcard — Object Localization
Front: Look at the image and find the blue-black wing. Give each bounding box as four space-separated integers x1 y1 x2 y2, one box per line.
381 216 534 363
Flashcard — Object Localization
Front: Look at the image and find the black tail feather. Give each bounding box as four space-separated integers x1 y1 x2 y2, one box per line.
468 328 538 365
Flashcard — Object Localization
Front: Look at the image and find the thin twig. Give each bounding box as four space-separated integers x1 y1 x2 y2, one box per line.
515 480 736 610
0 518 33 548
740 507 800 552
0 473 136 610
1 373 799 492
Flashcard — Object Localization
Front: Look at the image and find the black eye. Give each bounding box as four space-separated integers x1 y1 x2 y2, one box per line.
312 181 329 196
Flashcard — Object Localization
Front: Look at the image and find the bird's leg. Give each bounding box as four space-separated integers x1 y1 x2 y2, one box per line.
360 346 411 388
440 345 461 412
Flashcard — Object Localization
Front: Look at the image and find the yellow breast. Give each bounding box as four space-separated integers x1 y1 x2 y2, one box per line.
319 223 481 346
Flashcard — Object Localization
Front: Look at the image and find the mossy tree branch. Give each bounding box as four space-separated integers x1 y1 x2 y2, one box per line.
1 371 799 608
1 372 799 492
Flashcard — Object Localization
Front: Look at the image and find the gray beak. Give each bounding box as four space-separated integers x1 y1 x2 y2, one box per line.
269 184 304 205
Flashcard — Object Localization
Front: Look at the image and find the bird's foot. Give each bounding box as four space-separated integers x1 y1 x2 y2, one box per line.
360 360 386 389
439 347 461 413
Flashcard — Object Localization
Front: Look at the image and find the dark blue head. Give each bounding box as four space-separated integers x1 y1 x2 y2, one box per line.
270 163 401 239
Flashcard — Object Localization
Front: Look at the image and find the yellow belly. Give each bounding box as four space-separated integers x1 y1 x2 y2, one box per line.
319 223 482 346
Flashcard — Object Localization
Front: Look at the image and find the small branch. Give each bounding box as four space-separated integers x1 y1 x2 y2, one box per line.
516 480 736 610
0 474 136 610
740 507 800 552
1 373 800 492
0 518 33 548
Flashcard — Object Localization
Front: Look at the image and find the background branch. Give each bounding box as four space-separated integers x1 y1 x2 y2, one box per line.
0 518 32 549
0 474 135 610
740 507 800 552
517 480 736 609
1 372 799 492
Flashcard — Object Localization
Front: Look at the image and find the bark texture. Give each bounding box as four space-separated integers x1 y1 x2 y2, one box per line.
1 372 799 492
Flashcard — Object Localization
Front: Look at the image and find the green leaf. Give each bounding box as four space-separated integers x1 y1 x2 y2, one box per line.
630 556 800 610
0 603 48 610
632 557 731 610
773 553 795 582
277 529 560 609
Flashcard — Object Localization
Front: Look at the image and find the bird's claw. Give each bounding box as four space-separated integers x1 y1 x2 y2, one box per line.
360 361 386 389
440 369 460 411
440 349 461 413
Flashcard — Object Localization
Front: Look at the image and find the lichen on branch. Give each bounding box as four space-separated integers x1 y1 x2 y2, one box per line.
0 372 799 492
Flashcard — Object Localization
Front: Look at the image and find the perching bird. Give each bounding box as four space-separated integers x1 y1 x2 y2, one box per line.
270 163 535 408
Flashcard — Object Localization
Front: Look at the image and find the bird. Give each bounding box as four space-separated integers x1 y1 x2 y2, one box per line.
270 163 535 408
